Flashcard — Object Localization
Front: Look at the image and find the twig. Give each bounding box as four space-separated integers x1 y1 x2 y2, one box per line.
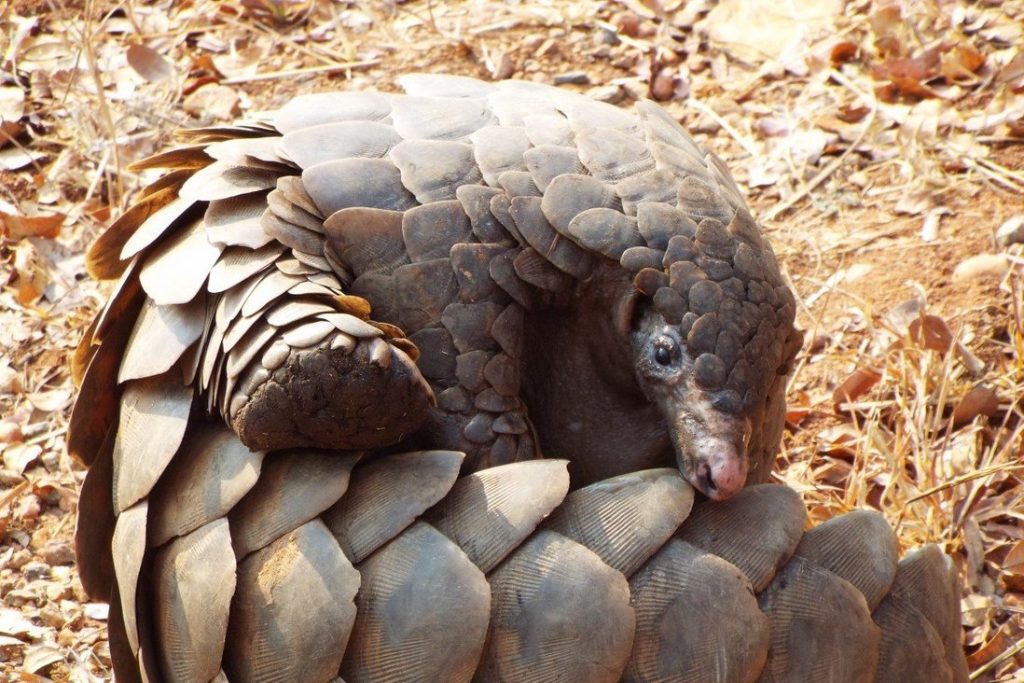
686 97 760 160
907 459 1024 505
82 0 124 206
221 60 381 85
0 480 29 509
764 68 876 222
969 634 1024 680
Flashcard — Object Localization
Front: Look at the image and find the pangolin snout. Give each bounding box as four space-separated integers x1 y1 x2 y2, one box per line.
671 406 751 501
695 438 748 501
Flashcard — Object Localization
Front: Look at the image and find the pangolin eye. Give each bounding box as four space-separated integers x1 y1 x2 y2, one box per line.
653 339 677 366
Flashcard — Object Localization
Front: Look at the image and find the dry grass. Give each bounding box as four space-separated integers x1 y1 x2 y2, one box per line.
1 0 1022 680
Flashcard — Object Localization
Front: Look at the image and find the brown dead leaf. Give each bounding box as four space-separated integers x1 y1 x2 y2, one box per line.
183 83 241 121
785 391 812 428
877 76 939 102
941 44 986 83
817 423 860 459
1000 540 1024 592
867 5 903 56
126 44 174 83
82 198 110 223
12 240 49 305
952 254 1011 282
0 210 64 239
966 623 1011 668
907 314 954 353
833 367 882 411
953 386 1000 427
830 41 859 66
836 104 869 123
0 144 44 171
22 643 64 674
881 48 943 82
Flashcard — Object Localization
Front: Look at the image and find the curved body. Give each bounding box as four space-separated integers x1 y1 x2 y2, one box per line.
69 75 967 682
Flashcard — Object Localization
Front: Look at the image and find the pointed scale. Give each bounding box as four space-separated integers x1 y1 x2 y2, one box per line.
147 423 265 547
152 519 236 683
322 450 464 563
542 468 694 578
111 502 148 656
425 459 570 573
676 484 805 592
117 295 207 384
225 520 360 683
74 428 116 600
624 539 769 683
228 449 360 558
792 509 898 612
477 530 635 683
756 555 880 683
110 373 193 514
340 522 490 683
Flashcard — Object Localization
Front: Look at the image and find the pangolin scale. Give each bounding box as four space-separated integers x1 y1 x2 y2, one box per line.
69 73 968 682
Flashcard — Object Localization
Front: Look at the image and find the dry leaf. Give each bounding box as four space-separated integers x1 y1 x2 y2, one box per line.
703 0 844 64
12 240 49 305
126 44 174 83
952 386 1000 427
183 83 241 121
966 623 1011 668
1000 540 1024 592
27 389 70 412
907 314 954 352
833 367 882 410
0 210 64 239
785 391 812 428
817 423 860 459
2 443 41 475
941 44 986 82
0 145 44 171
836 104 870 123
920 207 950 242
830 41 859 66
995 214 1024 247
0 86 25 122
22 644 64 674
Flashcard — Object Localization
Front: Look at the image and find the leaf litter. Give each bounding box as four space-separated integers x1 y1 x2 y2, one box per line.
0 0 1022 679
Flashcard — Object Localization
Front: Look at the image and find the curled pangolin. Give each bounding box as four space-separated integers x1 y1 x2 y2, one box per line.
69 74 968 682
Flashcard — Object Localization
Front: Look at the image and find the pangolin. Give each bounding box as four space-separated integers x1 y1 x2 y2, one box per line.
69 74 968 682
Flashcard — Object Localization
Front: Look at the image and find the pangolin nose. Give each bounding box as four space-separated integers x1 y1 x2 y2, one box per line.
706 450 747 501
702 468 717 494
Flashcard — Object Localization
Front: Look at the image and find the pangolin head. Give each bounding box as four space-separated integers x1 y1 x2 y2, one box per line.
620 201 801 501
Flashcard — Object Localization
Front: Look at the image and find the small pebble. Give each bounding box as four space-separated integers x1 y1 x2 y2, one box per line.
0 468 24 487
39 605 66 629
651 68 677 101
554 71 590 85
952 253 1011 282
614 11 641 37
23 561 51 581
9 548 32 570
84 603 109 621
40 542 75 566
587 84 625 104
0 421 22 443
995 214 1024 247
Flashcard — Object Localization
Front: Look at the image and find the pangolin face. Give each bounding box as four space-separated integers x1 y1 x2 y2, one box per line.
631 305 759 501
